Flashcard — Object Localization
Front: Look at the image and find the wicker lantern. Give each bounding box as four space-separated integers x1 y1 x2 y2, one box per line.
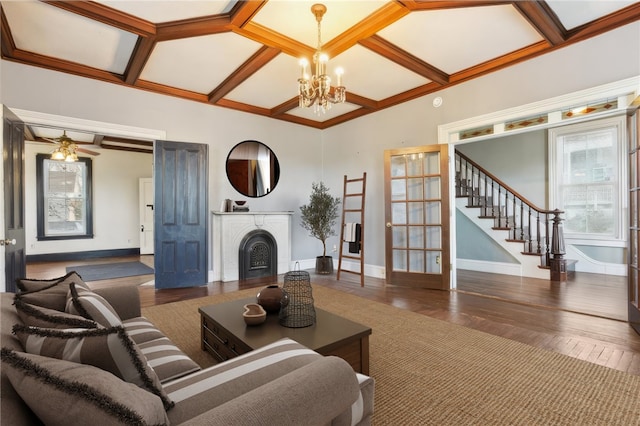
279 265 316 328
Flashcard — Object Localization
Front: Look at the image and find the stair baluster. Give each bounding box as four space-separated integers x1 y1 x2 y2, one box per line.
454 150 572 281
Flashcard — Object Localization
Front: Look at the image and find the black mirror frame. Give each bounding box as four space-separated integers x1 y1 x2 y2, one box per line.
225 140 280 198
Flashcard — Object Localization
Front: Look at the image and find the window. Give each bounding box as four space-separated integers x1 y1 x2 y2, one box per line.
36 154 93 240
549 116 626 241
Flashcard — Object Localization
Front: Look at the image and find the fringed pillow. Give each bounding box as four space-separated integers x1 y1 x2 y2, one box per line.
12 324 173 411
14 298 98 329
0 347 169 426
15 272 90 311
66 282 122 327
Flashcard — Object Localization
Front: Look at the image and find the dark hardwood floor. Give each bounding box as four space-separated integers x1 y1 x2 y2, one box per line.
25 256 640 376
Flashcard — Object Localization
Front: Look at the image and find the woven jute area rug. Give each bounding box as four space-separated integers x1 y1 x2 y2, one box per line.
142 285 640 425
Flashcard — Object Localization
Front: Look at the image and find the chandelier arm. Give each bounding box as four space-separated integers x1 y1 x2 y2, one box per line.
297 4 346 115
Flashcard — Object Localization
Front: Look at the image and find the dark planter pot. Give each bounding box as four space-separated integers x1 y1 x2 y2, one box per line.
315 256 334 275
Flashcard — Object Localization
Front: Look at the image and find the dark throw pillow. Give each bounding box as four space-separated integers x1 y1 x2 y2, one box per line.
12 324 173 411
1 347 169 425
14 298 98 329
15 272 90 311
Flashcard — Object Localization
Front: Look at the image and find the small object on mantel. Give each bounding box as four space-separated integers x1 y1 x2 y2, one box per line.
243 303 267 326
233 200 249 212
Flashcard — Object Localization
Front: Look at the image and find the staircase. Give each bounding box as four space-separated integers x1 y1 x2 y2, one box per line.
455 150 575 281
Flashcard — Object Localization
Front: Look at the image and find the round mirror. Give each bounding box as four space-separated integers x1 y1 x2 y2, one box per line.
226 140 280 197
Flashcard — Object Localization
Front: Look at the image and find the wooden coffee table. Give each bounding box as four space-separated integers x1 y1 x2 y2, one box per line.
199 298 371 374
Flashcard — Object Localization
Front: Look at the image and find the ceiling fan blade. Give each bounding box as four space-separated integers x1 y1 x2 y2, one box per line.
42 137 59 144
76 147 100 156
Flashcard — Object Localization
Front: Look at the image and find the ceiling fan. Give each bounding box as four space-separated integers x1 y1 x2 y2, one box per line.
43 131 100 162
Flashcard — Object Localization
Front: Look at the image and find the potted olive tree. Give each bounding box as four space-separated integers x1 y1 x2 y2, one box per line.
300 182 341 274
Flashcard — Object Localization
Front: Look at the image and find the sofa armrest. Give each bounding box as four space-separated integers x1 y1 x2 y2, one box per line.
181 356 360 426
93 286 141 320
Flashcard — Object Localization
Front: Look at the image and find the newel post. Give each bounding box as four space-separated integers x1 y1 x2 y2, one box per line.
549 209 567 282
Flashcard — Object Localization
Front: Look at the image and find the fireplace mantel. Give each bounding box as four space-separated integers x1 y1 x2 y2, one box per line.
211 211 293 282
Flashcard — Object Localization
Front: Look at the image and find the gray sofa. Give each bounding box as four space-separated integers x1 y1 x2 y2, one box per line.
1 273 374 425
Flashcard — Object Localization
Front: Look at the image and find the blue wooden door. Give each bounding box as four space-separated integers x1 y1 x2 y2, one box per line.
154 140 208 288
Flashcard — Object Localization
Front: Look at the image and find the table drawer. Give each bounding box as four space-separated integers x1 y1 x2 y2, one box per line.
201 316 250 360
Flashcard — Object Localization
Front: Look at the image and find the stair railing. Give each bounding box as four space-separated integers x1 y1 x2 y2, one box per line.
455 150 565 269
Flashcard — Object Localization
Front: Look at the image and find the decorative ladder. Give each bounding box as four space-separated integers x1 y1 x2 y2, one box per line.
337 172 367 287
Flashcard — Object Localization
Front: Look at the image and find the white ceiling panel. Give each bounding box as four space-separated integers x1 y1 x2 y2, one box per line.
547 0 637 30
254 0 386 48
226 53 302 108
140 33 262 93
378 5 543 74
97 0 235 23
332 45 430 101
3 0 635 129
2 1 137 73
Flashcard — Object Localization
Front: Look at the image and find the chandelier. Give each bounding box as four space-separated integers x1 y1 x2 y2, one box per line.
50 132 78 162
298 3 345 114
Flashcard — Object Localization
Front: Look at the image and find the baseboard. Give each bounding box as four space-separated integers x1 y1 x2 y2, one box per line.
456 258 523 276
26 248 141 263
291 258 386 279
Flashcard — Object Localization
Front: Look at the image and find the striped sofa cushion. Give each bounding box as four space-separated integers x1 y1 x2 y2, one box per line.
164 338 322 424
164 338 373 425
334 373 375 426
122 317 166 344
66 283 122 327
137 337 200 383
12 324 173 411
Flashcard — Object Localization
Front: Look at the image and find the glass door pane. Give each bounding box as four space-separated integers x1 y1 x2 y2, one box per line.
385 145 449 289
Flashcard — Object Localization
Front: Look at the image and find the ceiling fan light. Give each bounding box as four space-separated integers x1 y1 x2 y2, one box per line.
51 150 65 160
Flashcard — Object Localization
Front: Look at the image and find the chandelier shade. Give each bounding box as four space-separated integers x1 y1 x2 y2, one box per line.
297 3 346 114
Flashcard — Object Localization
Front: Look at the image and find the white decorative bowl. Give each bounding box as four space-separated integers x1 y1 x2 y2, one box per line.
243 303 267 326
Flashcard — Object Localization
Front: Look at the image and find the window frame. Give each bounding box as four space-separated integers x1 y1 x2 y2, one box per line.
548 115 627 244
36 154 94 241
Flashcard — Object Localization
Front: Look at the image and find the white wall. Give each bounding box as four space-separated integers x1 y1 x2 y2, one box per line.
456 130 547 208
0 60 325 265
1 21 638 278
24 142 153 255
321 22 640 267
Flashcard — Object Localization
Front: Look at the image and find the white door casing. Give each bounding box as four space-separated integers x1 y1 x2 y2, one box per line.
139 178 154 255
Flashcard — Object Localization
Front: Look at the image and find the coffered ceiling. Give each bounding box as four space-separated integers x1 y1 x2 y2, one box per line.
2 1 639 131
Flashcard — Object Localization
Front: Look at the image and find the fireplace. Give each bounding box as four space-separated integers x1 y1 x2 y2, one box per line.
211 211 292 282
239 230 277 280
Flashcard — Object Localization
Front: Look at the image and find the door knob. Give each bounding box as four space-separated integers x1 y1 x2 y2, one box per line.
386 222 392 228
1 239 16 246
